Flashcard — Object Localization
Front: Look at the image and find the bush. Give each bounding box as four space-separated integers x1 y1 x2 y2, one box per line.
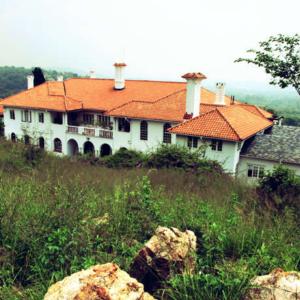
104 148 144 168
258 166 300 213
145 144 223 173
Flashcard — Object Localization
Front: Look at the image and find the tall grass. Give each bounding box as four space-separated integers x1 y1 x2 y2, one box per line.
0 140 299 299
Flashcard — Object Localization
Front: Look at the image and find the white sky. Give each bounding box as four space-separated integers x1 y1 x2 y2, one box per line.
0 0 299 84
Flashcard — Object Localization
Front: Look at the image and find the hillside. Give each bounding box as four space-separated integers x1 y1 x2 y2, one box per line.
0 141 299 299
0 66 79 98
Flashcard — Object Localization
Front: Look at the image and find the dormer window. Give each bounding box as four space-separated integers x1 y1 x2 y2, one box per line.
211 139 223 151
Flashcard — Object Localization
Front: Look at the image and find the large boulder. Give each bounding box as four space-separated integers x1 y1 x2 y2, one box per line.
129 226 197 292
44 263 156 300
245 268 300 300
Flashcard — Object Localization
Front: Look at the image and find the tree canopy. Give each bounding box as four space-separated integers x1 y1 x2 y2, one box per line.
236 34 300 96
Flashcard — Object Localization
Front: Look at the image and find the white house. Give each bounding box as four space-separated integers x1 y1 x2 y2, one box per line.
2 62 298 177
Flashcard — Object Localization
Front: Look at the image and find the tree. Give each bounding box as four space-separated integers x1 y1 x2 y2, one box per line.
236 34 300 96
32 67 46 87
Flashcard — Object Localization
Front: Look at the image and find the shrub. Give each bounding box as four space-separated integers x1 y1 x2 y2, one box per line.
104 148 144 168
258 166 300 213
145 144 223 173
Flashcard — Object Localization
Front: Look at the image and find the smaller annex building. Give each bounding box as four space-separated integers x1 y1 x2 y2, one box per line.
238 126 300 180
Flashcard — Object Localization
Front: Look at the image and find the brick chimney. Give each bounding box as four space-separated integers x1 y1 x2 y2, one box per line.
27 75 34 89
114 62 127 90
215 82 226 105
182 72 207 118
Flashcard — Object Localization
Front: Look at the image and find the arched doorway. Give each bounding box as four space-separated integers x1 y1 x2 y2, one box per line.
24 135 30 145
39 137 45 149
84 141 95 155
11 133 16 142
100 143 112 157
54 138 62 153
67 139 79 156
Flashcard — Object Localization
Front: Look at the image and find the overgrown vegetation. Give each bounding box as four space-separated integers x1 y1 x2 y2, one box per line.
0 140 299 299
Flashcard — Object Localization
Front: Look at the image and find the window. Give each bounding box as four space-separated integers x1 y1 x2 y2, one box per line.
51 112 63 124
11 133 16 142
24 135 30 145
54 138 62 152
140 121 148 140
188 136 198 148
83 114 94 125
21 110 32 122
39 113 44 123
247 164 264 178
10 110 15 120
163 123 172 144
118 118 130 132
98 115 111 128
211 139 223 151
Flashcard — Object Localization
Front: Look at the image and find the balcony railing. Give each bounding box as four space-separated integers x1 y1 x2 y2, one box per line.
99 130 113 139
67 126 79 133
83 128 95 136
66 125 113 139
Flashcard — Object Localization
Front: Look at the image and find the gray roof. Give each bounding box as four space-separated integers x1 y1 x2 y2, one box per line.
241 125 300 165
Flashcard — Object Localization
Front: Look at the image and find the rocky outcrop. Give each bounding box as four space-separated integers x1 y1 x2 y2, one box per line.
245 268 300 300
44 263 156 300
129 226 197 292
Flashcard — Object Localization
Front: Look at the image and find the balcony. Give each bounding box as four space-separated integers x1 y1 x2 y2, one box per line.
66 125 113 139
99 129 113 139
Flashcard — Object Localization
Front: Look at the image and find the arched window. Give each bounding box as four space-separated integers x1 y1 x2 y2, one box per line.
11 133 16 142
39 137 45 149
54 138 62 153
24 135 30 145
140 121 148 141
163 123 171 144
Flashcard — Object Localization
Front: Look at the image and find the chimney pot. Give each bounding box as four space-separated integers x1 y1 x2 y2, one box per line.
27 75 34 89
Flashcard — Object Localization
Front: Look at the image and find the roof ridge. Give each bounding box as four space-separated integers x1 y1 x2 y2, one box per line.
169 108 218 131
216 107 241 140
152 89 186 103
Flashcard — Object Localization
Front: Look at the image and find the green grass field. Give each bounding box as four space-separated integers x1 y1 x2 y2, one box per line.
0 140 299 299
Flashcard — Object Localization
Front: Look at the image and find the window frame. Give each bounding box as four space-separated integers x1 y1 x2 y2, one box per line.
247 164 265 178
187 136 198 148
118 118 131 132
140 120 148 141
21 110 32 123
211 139 223 151
10 110 15 120
83 113 95 125
38 112 44 123
163 123 172 144
98 115 111 129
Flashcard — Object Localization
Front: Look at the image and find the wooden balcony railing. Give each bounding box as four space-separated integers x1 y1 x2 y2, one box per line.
67 126 79 133
83 128 95 136
99 130 113 139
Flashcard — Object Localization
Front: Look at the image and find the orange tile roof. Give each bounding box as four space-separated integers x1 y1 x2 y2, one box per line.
107 89 222 122
235 103 273 119
1 82 82 112
169 106 272 141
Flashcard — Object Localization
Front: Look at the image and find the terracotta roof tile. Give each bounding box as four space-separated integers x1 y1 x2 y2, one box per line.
169 106 272 141
235 103 273 119
182 72 207 80
0 99 3 116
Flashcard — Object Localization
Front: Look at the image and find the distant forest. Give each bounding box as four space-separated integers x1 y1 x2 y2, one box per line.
0 66 79 98
0 66 299 126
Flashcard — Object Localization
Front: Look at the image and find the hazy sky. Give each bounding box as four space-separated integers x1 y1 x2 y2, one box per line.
0 0 299 85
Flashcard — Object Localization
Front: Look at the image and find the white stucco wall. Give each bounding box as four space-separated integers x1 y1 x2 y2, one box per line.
176 135 241 174
237 157 300 183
